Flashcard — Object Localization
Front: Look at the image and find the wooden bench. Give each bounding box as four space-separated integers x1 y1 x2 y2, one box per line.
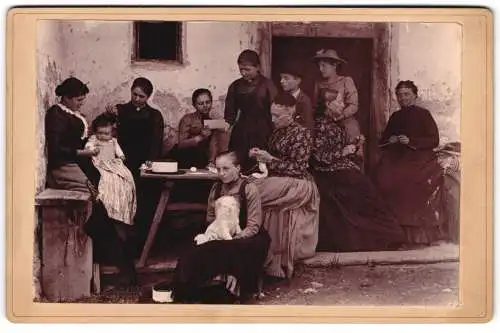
35 189 100 301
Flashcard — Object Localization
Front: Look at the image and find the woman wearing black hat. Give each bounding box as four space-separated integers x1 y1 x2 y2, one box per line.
224 49 278 174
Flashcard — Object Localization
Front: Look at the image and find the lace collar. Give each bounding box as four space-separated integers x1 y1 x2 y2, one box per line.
57 103 89 139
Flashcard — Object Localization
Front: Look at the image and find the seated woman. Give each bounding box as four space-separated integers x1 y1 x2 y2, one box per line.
311 100 406 252
170 88 230 203
45 77 96 193
46 77 137 288
374 80 445 247
169 151 271 303
248 93 319 279
176 88 229 169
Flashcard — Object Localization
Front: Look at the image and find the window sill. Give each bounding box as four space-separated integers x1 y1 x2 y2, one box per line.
131 59 187 71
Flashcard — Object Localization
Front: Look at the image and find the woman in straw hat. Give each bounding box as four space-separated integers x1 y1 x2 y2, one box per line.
312 49 364 168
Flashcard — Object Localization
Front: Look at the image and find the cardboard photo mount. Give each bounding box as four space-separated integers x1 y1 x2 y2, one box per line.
5 6 493 323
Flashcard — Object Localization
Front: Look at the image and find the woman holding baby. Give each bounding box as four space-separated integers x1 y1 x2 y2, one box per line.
169 151 271 303
45 77 138 288
45 77 97 193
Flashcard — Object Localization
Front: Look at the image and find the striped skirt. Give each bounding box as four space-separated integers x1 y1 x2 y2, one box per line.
93 158 137 225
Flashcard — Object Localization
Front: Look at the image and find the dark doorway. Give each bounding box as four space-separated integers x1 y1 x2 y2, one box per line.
271 36 374 174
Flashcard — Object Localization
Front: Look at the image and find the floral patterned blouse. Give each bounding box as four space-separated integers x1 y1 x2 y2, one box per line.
311 116 360 172
267 123 313 179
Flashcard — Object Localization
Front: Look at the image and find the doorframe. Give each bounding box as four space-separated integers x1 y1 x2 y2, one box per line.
258 22 392 175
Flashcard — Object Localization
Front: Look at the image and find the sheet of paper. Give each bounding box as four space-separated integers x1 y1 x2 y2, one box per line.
204 119 226 129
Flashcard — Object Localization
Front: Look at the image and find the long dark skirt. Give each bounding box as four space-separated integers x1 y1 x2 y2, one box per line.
47 161 137 284
374 150 445 245
171 228 271 303
130 177 164 255
313 169 406 252
84 201 137 282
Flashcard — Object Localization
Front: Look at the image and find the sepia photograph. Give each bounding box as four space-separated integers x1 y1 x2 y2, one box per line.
5 6 492 323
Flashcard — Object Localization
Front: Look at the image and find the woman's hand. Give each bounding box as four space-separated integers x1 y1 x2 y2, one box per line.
388 136 399 144
201 128 212 137
258 152 275 163
194 130 211 144
398 135 410 145
342 144 357 156
325 101 344 120
77 148 99 157
250 148 274 163
248 147 260 158
207 161 215 169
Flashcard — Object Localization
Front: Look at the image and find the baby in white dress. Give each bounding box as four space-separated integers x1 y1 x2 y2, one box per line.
85 114 136 225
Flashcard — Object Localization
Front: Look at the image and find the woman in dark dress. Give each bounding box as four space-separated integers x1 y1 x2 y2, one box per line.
176 88 228 169
224 49 278 173
106 77 165 251
45 77 96 192
311 104 406 252
170 151 271 303
375 80 445 247
172 88 230 203
45 77 137 287
107 77 165 178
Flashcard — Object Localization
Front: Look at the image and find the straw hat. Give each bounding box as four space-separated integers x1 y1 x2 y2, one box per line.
313 49 347 64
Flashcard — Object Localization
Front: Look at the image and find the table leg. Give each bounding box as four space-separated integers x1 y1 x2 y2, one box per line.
137 181 173 268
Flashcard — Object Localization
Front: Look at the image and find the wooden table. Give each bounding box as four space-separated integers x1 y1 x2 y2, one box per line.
137 169 220 267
